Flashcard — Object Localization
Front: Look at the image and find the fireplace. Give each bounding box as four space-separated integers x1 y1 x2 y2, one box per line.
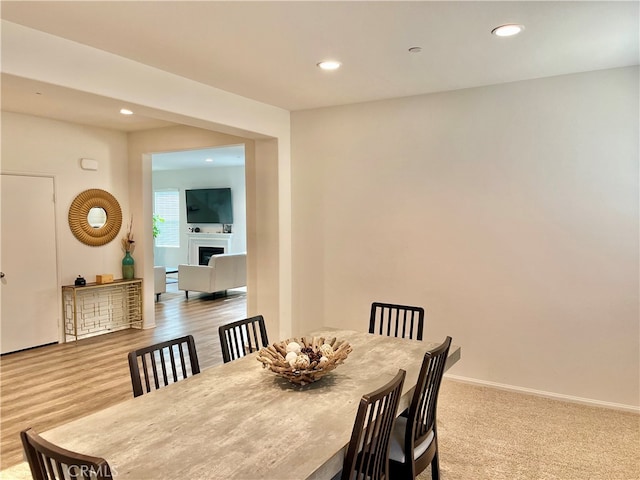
199 246 224 265
187 233 232 265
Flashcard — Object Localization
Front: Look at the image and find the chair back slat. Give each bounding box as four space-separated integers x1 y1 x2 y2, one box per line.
21 428 113 480
158 348 169 385
128 335 200 397
219 315 269 363
48 457 61 479
342 369 406 480
370 302 425 341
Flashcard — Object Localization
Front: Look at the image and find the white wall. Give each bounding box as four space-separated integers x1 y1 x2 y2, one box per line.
1 112 131 286
291 67 639 408
153 165 247 267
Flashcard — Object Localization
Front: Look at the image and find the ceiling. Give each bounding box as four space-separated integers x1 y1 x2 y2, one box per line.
152 145 246 170
1 1 638 132
1 74 176 132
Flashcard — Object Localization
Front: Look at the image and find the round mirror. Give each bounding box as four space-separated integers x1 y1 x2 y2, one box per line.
68 189 122 246
87 207 107 228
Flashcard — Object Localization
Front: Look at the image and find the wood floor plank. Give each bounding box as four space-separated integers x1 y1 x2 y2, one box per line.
0 285 246 469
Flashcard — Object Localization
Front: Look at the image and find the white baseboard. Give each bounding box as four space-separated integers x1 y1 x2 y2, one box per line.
444 374 640 414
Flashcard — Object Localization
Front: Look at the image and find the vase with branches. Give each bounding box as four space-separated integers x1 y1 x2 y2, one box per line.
121 216 135 279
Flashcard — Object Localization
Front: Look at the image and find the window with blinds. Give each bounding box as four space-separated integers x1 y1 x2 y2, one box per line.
154 190 180 247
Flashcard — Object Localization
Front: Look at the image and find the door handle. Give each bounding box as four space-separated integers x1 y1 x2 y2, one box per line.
0 272 4 278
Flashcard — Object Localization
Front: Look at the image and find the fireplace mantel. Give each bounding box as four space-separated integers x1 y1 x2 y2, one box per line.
187 234 232 265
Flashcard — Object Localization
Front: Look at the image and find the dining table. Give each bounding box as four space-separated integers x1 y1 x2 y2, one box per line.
37 328 461 479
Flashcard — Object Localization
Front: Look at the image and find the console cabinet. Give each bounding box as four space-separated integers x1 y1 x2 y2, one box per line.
62 279 143 341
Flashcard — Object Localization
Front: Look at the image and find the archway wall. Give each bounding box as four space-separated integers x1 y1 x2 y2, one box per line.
2 21 291 340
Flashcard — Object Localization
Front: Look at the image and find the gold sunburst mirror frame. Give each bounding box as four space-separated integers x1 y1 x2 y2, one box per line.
68 189 122 246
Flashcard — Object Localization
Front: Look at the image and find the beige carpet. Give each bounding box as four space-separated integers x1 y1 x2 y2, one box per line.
417 380 640 480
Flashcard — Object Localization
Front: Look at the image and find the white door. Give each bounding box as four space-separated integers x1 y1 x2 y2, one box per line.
1 174 59 353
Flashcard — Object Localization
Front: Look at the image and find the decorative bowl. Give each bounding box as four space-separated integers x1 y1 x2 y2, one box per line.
257 336 352 385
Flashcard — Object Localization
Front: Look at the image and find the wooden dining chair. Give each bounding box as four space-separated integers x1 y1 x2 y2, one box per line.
127 334 200 397
389 337 452 480
369 302 425 341
218 315 269 363
20 427 113 480
340 369 406 480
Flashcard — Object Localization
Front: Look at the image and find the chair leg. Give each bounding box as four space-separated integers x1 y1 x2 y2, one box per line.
431 451 440 480
185 291 189 299
156 293 160 302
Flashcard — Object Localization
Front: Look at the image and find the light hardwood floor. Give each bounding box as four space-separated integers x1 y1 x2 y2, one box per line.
0 283 246 470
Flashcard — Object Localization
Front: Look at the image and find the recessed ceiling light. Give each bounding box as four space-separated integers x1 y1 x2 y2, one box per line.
317 60 341 71
120 108 134 115
205 158 213 162
491 24 525 37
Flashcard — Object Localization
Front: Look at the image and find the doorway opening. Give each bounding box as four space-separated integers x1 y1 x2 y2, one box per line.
151 145 246 270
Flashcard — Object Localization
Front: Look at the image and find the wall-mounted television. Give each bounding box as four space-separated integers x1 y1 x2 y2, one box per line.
185 188 233 224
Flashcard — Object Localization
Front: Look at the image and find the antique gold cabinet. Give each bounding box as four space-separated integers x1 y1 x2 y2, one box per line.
62 279 143 341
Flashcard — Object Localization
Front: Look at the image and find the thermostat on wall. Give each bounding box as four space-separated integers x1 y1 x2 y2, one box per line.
80 158 98 171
